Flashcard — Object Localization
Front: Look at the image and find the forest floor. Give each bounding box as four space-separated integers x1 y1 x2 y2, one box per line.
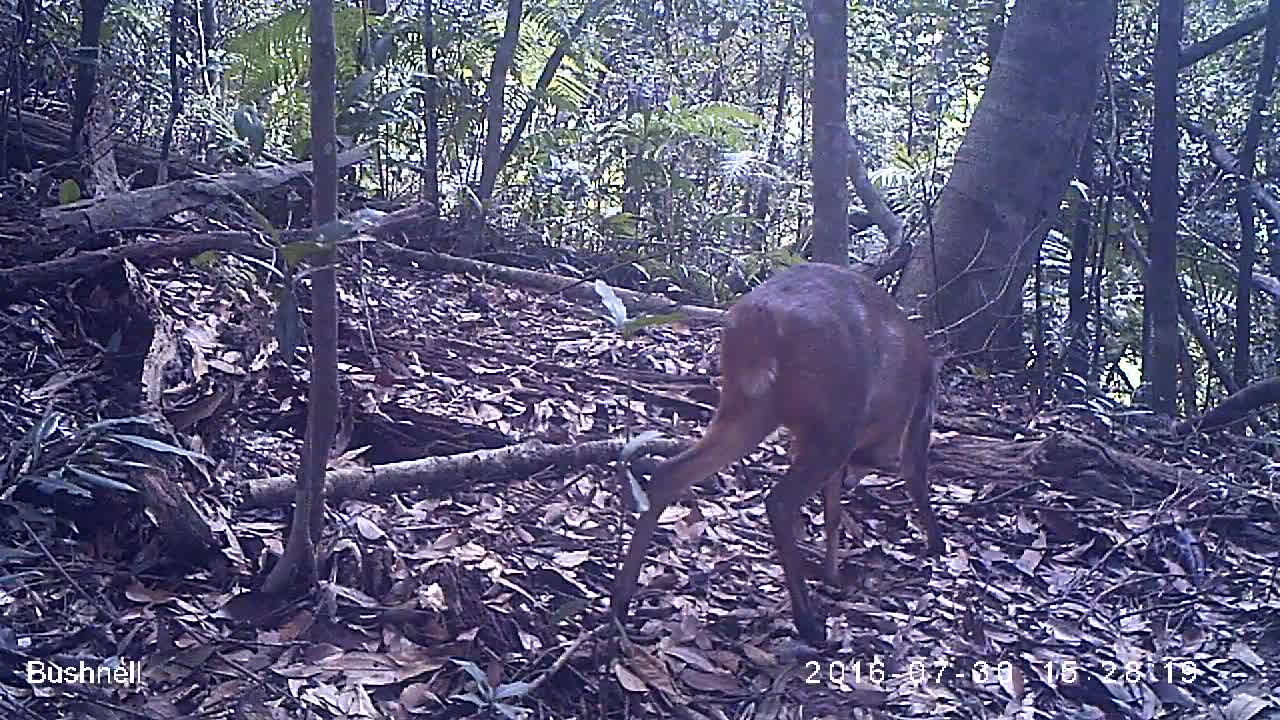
1 236 1278 720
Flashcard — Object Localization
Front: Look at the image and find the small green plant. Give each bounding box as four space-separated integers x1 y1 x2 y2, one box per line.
592 280 685 338
450 659 531 719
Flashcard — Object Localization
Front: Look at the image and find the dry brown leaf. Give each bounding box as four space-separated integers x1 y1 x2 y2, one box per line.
617 643 682 699
681 668 740 693
1221 694 1271 720
356 516 386 540
399 682 442 713
553 549 591 567
660 644 719 673
612 660 647 693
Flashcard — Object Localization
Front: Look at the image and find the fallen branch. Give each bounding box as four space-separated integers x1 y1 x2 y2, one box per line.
244 437 687 508
0 231 280 295
41 145 371 240
378 248 730 325
246 427 1221 514
375 244 922 329
1175 376 1280 434
1 111 217 184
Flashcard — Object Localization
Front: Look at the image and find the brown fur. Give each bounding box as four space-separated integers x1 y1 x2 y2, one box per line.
610 263 942 645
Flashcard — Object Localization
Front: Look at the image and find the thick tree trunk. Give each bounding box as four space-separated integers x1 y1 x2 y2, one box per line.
1147 0 1184 413
807 0 849 266
68 0 108 155
896 0 1115 365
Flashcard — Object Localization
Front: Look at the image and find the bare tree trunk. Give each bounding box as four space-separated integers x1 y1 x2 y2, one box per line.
807 0 849 267
69 0 109 156
476 0 523 203
896 0 1115 365
197 0 219 92
1147 0 1183 414
262 0 340 596
158 0 185 186
1232 0 1280 387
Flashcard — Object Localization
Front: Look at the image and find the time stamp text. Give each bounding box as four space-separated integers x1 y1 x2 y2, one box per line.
801 655 1209 692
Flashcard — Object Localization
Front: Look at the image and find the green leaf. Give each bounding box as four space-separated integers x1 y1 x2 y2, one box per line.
109 434 213 464
65 465 138 494
603 212 639 238
59 179 82 204
281 240 332 267
193 250 223 268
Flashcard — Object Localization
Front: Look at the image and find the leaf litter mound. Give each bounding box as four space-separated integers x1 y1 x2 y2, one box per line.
1 242 1278 720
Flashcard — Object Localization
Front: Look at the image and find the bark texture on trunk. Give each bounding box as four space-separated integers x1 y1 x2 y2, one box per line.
1147 0 1183 413
808 0 849 266
896 0 1116 365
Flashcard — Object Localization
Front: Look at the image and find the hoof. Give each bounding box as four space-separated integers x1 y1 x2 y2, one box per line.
794 613 828 647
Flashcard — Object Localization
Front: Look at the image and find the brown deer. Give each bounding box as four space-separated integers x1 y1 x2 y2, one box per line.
610 262 943 645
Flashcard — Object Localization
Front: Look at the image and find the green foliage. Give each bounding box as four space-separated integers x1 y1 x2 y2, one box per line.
224 4 370 153
449 659 531 719
21 0 1279 412
58 179 82 205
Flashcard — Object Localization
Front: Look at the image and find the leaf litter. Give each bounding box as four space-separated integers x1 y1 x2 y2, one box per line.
0 244 1276 718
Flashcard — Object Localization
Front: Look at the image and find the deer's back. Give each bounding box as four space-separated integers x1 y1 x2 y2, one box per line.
720 263 930 453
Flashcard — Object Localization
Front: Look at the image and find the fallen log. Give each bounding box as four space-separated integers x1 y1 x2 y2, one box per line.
380 248 730 325
244 436 688 508
0 231 284 295
41 144 371 240
245 428 1216 513
1 112 217 184
1175 376 1280 434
